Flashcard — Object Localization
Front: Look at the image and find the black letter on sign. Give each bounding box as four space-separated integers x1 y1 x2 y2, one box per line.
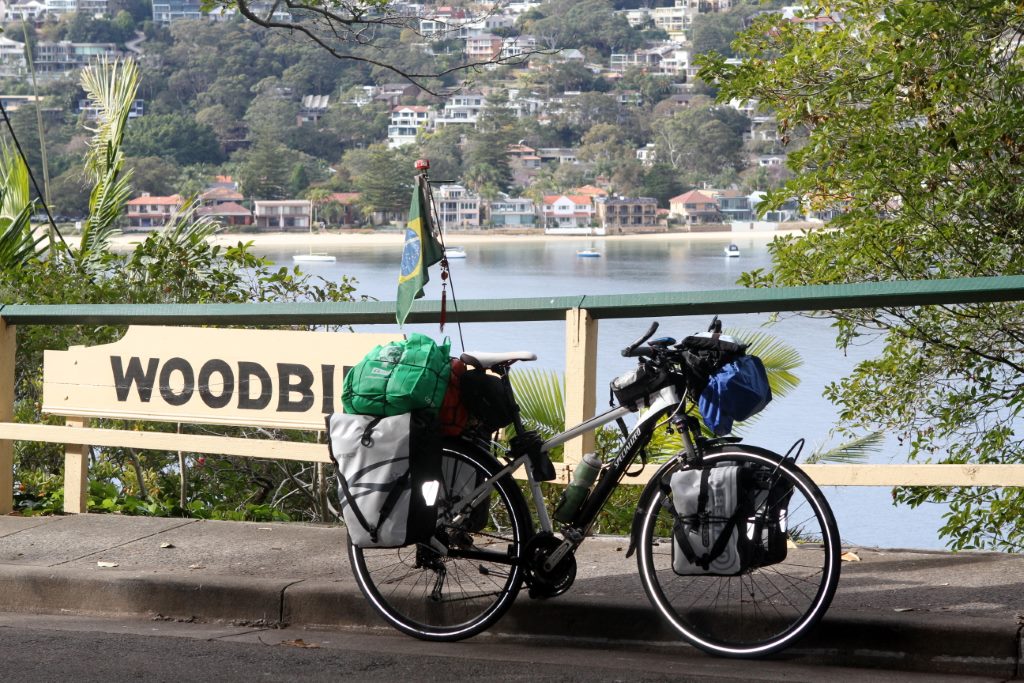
199 359 234 409
277 363 314 413
111 356 158 402
159 357 195 406
238 362 272 410
321 364 334 414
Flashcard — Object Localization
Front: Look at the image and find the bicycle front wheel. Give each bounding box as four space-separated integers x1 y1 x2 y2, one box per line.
349 444 530 641
637 445 840 657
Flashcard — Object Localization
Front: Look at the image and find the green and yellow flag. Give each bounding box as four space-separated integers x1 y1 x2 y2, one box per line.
396 179 443 326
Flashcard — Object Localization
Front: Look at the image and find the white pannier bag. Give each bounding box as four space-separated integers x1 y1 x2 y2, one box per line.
670 465 750 575
327 411 442 548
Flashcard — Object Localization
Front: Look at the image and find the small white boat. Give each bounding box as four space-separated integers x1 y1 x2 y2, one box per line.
444 246 467 259
293 253 337 263
724 244 740 258
576 248 601 258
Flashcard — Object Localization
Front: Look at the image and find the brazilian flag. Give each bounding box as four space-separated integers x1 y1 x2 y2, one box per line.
396 180 443 326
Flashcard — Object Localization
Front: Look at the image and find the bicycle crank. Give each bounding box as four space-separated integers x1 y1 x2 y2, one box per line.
523 532 577 599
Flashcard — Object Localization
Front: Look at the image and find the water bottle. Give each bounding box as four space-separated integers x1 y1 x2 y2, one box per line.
553 453 603 523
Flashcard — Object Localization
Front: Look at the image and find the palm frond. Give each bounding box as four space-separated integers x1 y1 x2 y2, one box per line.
77 58 138 267
806 431 884 464
161 196 220 247
0 141 45 268
80 58 139 181
79 164 132 269
0 140 30 222
727 327 802 398
509 368 564 439
0 201 44 267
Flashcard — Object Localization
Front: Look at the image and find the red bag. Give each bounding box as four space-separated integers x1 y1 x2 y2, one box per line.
439 358 469 436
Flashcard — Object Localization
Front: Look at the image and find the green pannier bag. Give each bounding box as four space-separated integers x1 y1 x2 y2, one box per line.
342 333 451 416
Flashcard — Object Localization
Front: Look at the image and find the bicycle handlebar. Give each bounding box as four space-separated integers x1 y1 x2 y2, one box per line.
622 321 659 357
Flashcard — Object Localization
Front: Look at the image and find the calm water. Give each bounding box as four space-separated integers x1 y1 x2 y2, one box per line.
268 235 949 549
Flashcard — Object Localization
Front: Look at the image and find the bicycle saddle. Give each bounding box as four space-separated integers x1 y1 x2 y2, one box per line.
460 350 537 369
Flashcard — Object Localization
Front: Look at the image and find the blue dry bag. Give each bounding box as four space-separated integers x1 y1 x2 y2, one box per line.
699 355 772 436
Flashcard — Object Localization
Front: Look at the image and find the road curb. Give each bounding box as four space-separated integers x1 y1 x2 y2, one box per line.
0 565 287 624
1 564 1019 677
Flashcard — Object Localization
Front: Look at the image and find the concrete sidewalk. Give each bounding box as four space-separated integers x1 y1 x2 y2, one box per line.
0 513 1020 678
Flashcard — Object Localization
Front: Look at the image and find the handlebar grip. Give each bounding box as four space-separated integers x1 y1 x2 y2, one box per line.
624 345 655 358
622 321 659 357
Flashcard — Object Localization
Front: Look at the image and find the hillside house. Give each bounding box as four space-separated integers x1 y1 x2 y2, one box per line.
465 33 503 61
0 37 27 77
388 105 434 148
375 83 421 107
2 0 46 22
500 34 538 60
298 95 330 126
435 92 485 127
33 41 122 77
152 0 201 23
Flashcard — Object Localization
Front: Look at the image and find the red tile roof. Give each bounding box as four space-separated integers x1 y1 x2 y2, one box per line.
574 184 609 197
127 194 182 206
197 201 251 216
669 190 716 204
329 192 361 205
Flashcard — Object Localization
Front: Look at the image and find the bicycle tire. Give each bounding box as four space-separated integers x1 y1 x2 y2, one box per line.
636 445 841 657
349 443 530 641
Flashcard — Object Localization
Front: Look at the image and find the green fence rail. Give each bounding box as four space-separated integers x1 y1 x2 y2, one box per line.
3 275 1024 325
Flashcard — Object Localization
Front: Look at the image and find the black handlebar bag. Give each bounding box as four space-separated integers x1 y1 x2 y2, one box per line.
327 410 442 548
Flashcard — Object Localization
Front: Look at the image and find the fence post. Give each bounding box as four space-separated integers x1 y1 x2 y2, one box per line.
564 308 597 471
63 417 89 513
0 320 14 514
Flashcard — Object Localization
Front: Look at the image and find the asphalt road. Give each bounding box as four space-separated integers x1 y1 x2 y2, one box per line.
0 613 1001 683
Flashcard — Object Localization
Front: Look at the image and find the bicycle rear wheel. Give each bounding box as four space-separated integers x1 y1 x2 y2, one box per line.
636 445 840 657
348 444 530 641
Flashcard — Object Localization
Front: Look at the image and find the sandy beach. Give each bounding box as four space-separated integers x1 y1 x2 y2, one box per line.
95 227 808 252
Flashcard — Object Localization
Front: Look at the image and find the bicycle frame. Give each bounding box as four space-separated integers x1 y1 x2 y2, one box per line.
450 381 690 553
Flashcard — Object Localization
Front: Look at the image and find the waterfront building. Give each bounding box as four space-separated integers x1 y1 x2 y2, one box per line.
435 185 481 230
125 193 184 231
595 196 661 233
253 200 312 231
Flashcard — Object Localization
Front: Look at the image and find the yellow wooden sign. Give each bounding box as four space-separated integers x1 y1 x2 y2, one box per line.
42 326 400 430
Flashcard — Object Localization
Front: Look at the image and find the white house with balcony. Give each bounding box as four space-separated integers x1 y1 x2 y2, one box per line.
542 194 598 234
435 184 481 230
500 34 538 60
387 105 434 148
435 92 485 127
0 36 27 77
253 200 311 231
486 196 537 228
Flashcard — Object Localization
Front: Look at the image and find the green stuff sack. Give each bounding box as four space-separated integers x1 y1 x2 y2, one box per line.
342 334 451 416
